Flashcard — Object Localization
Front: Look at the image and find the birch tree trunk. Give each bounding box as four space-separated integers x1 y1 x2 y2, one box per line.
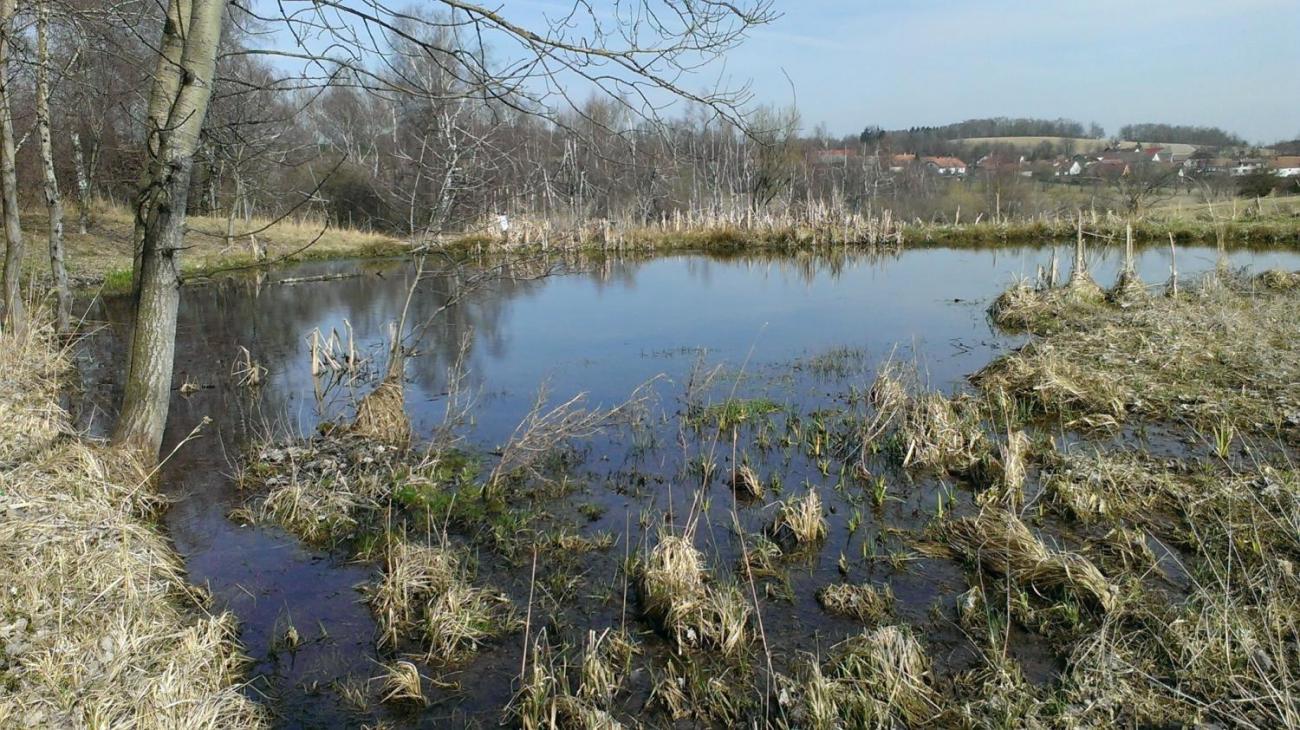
72 132 90 234
112 0 225 456
35 0 70 333
0 0 25 331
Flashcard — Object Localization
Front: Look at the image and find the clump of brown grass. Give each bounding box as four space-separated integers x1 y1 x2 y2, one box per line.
975 342 1129 429
369 539 515 662
730 464 764 499
980 274 1300 439
1256 269 1300 291
0 317 264 728
816 583 895 624
947 509 1117 612
511 628 634 730
351 379 411 446
866 365 986 471
771 488 828 547
973 429 1031 509
378 660 426 705
638 535 750 654
781 625 938 728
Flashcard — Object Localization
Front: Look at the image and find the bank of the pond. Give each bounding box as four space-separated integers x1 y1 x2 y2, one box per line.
0 318 263 728
40 194 1300 295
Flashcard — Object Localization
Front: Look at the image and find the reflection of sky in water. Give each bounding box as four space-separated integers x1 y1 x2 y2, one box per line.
81 244 1300 452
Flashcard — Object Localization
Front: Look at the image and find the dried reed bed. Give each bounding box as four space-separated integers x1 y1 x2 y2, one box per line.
0 317 263 728
638 535 750 655
980 270 1300 439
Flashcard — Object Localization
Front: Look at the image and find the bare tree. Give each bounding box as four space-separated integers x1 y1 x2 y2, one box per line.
112 0 225 454
0 0 24 331
35 0 70 332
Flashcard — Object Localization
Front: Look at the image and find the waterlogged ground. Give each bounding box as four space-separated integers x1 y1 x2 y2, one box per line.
73 244 1300 727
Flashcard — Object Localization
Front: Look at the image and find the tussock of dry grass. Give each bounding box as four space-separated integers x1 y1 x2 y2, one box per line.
780 625 938 729
351 379 411 446
638 535 749 654
378 660 426 705
947 510 1117 612
0 317 263 728
247 436 405 544
973 429 1030 509
369 539 515 662
512 628 634 729
815 583 894 624
730 464 763 499
771 488 828 547
867 365 986 471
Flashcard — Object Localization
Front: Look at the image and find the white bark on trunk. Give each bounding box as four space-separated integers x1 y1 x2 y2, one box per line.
72 132 90 234
35 0 69 333
0 0 25 331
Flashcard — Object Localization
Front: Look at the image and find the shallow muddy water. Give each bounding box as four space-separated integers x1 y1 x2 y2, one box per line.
74 243 1300 727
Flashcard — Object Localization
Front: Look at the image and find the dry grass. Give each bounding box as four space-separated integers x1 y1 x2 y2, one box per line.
511 629 634 729
377 660 426 706
369 539 515 663
638 535 749 654
771 488 828 547
815 583 895 624
0 316 263 727
867 365 987 471
947 509 1117 612
351 379 411 446
730 464 764 499
980 270 1300 439
781 625 938 729
972 429 1031 509
18 198 405 290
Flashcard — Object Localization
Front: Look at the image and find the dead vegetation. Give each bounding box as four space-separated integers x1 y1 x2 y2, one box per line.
779 625 938 729
815 583 895 624
368 538 516 662
865 363 986 471
511 628 635 729
0 317 263 728
947 509 1118 613
981 268 1300 440
770 488 828 548
637 534 750 655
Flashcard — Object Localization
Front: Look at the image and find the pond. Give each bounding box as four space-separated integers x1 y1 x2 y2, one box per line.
74 243 1300 727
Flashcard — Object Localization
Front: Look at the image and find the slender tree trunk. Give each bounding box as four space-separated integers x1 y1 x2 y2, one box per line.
72 132 90 234
113 0 224 457
35 0 69 333
0 0 25 331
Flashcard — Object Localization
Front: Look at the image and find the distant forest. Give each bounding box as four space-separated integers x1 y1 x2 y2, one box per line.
861 117 1255 154
1117 124 1245 147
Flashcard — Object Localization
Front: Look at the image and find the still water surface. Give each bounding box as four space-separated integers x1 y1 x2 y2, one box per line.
75 244 1300 726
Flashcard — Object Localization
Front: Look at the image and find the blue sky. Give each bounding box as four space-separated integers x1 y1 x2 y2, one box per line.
714 0 1300 142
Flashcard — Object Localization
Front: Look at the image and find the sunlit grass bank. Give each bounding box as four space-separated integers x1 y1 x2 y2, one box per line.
0 315 264 727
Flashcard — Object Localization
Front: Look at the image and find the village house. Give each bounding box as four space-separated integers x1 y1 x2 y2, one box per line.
888 153 916 172
922 155 967 176
1270 156 1300 177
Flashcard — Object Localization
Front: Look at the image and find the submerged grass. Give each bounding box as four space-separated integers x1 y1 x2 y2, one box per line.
0 317 263 728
